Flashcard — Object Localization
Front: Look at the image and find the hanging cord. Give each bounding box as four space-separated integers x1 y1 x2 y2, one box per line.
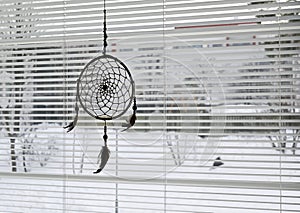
103 120 108 147
103 0 108 55
115 128 119 212
132 96 137 118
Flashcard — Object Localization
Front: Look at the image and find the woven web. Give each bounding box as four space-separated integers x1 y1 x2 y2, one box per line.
78 55 133 120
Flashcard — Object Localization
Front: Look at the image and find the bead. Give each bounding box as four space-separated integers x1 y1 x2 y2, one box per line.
103 134 108 141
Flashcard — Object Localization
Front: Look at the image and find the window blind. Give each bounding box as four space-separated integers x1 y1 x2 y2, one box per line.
0 0 299 212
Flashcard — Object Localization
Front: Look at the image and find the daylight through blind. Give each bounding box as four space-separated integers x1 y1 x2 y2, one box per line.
0 0 299 212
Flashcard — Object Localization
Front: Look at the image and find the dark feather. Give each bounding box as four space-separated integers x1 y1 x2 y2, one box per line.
64 121 76 132
93 168 103 174
93 146 110 174
121 113 136 132
64 102 79 132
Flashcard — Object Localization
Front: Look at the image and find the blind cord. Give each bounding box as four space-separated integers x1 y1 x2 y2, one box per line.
277 2 283 213
162 0 167 212
63 0 68 212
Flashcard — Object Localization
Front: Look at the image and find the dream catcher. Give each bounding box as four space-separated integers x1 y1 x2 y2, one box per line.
64 0 137 174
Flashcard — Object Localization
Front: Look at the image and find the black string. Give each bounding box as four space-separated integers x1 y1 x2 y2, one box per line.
133 96 137 112
103 0 108 55
103 120 108 146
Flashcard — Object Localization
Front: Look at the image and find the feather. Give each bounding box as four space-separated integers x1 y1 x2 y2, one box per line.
64 102 79 132
121 96 137 132
93 145 110 174
64 120 77 132
121 113 136 132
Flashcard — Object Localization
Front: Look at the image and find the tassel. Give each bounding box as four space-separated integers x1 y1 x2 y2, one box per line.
64 102 79 132
94 145 110 174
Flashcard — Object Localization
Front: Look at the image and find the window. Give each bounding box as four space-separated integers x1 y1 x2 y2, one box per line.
0 0 299 212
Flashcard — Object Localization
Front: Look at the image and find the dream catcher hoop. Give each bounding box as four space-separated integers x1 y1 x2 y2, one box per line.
78 54 135 121
64 0 137 174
